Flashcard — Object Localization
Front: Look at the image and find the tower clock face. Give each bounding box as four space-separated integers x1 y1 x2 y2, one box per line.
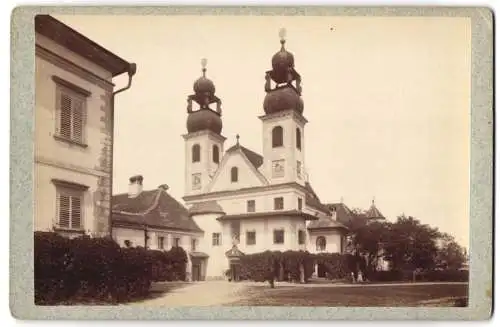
192 173 201 190
272 160 285 177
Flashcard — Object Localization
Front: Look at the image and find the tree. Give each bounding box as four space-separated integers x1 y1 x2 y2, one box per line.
344 208 390 276
435 233 468 270
382 215 440 271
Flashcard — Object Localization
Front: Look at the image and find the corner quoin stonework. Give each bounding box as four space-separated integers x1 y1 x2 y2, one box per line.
93 90 113 236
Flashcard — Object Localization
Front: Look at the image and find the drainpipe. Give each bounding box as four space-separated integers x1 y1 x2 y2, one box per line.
108 63 137 237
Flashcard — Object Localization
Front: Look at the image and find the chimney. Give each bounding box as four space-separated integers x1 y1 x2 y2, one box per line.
158 184 169 191
128 175 143 197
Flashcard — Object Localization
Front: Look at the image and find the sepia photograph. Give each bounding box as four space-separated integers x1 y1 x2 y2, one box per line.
9 5 493 320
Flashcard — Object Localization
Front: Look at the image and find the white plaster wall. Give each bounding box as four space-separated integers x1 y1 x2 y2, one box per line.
112 227 146 248
307 231 343 254
261 112 306 186
35 38 113 235
236 217 307 253
112 227 201 252
191 213 228 278
191 187 306 215
36 34 112 81
35 44 110 171
35 164 100 233
184 132 225 197
208 152 264 193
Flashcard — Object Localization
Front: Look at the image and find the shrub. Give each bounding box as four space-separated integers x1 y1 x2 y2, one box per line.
240 250 315 283
34 232 188 305
313 253 350 280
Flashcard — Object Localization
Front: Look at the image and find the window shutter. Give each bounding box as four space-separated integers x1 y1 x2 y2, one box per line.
71 195 82 229
72 98 84 143
60 93 72 139
58 194 71 228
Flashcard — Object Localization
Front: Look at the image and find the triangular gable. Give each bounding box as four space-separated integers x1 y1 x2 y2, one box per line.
205 147 268 193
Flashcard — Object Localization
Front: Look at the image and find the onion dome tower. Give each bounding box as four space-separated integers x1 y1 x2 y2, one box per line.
186 58 223 134
260 29 308 186
183 59 226 197
263 28 303 115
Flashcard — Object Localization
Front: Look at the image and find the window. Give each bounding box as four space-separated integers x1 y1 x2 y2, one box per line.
53 180 87 230
247 200 256 213
316 236 327 251
192 144 201 162
192 173 201 190
212 233 221 246
298 230 306 245
273 229 285 244
296 127 302 150
55 83 87 144
246 231 256 245
231 167 238 182
191 238 197 251
212 144 220 163
272 126 284 147
274 197 284 210
173 237 181 247
296 161 302 179
158 236 165 250
298 198 303 211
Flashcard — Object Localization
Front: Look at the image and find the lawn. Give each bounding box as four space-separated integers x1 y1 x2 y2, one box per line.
229 283 468 307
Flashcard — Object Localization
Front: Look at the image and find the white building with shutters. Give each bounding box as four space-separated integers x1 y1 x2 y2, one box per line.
34 15 136 237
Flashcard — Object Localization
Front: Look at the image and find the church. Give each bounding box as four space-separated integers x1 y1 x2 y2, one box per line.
181 28 384 280
112 29 386 281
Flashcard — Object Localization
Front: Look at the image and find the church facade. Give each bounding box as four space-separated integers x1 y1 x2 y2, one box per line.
182 30 353 280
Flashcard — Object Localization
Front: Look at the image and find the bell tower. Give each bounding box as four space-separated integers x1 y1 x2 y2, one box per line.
260 28 307 186
183 59 226 197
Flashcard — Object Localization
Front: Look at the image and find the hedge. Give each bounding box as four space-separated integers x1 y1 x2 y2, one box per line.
239 250 315 283
314 253 351 280
34 232 187 305
238 250 468 284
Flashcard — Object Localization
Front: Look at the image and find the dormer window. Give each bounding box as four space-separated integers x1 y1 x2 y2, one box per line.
272 126 283 147
231 167 238 182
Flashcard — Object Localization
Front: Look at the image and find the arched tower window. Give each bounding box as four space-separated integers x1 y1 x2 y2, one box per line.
296 127 302 150
316 236 327 252
212 145 219 163
192 144 200 163
231 167 238 182
272 126 283 148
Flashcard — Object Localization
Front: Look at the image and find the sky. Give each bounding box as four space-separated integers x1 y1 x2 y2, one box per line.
55 15 471 248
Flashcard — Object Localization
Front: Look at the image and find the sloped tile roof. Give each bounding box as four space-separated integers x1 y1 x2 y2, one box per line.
324 202 356 224
225 144 264 169
188 200 225 216
304 182 331 214
112 188 203 232
307 216 349 231
365 202 385 220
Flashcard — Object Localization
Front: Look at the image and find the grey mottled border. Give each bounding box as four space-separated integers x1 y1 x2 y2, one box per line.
10 5 493 320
